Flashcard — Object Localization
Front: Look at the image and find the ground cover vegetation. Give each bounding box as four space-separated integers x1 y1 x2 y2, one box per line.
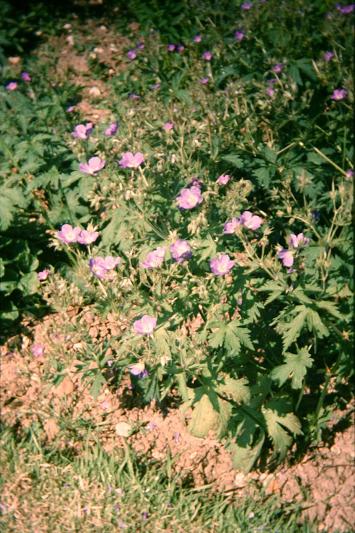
0 0 353 531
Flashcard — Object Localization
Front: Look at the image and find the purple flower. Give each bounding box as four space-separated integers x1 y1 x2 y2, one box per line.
241 1 253 9
79 156 106 175
56 224 81 244
170 240 192 263
272 63 284 73
77 229 100 245
136 41 145 50
177 45 185 53
331 88 347 100
163 122 174 131
202 51 213 61
193 34 202 43
234 30 245 41
167 44 176 52
140 247 166 269
66 105 76 112
133 315 157 336
278 249 294 267
37 269 50 281
31 343 45 357
119 151 144 169
217 174 231 185
128 93 140 100
266 86 276 97
104 122 118 136
199 77 210 85
223 217 240 234
89 256 120 279
239 211 263 230
72 122 93 139
188 177 203 188
336 3 355 14
210 254 235 276
5 82 17 91
323 51 335 62
289 233 310 249
345 169 354 180
127 49 137 60
21 72 31 82
129 362 148 378
176 186 203 209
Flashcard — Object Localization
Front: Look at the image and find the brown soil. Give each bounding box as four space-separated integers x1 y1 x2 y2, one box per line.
1 305 354 532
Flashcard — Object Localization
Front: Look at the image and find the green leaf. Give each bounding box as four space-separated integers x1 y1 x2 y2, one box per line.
222 154 243 168
217 376 250 404
188 393 231 438
229 434 265 473
253 166 271 188
271 347 313 389
274 305 308 351
263 402 302 458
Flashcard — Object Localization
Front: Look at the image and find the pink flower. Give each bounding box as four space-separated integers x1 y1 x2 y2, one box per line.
140 247 166 269
331 88 347 101
176 186 203 209
119 151 144 168
323 51 335 62
72 122 93 139
133 315 157 336
77 229 100 245
163 122 174 131
128 362 148 378
31 343 45 357
266 86 276 97
234 30 245 41
89 256 121 279
21 72 31 82
6 82 17 91
79 156 106 175
202 51 213 61
345 169 354 180
127 49 137 60
193 34 202 43
223 217 240 234
104 122 118 136
167 44 176 52
56 224 81 244
217 174 231 185
289 233 310 249
336 3 355 14
177 45 185 53
170 240 192 263
272 63 284 73
37 269 50 281
241 1 253 9
239 211 263 230
66 105 76 112
210 254 235 276
278 249 294 267
199 77 210 84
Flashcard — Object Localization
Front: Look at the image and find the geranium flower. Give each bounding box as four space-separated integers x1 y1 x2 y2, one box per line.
31 344 45 357
289 233 310 249
37 269 50 281
239 211 263 230
119 152 144 168
89 256 120 279
167 44 176 52
266 86 276 97
56 224 81 244
199 77 209 84
163 122 174 131
127 49 137 60
241 1 253 9
177 45 185 53
133 315 157 335
72 122 93 139
193 34 202 43
278 249 294 267
323 51 335 62
223 217 240 234
77 229 100 245
104 122 118 136
202 51 213 61
170 240 192 263
331 88 347 100
210 254 235 276
79 156 105 175
217 174 231 185
176 186 203 209
272 63 284 73
21 72 31 82
140 247 166 269
5 82 17 91
336 3 355 14
128 362 148 378
234 30 245 41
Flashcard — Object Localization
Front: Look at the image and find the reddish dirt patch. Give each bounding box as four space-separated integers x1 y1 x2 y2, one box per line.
1 305 354 531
